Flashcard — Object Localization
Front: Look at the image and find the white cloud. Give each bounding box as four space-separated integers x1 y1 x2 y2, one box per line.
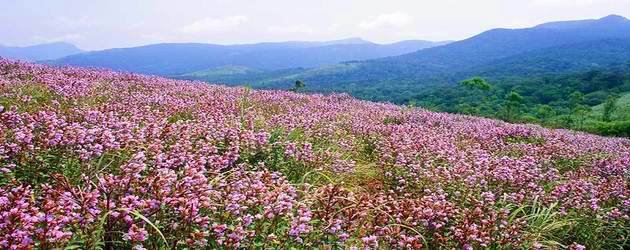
52 16 95 29
359 12 413 30
266 25 314 34
33 33 84 43
181 15 249 33
6 0 630 50
528 0 608 7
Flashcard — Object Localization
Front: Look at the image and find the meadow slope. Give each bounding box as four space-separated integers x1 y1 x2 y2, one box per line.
0 59 628 249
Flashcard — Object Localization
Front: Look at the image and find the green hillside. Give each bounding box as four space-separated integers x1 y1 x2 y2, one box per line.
590 92 630 120
182 65 264 78
413 64 630 137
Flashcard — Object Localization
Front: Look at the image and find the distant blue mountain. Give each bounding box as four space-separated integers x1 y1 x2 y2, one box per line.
0 42 83 61
534 14 629 30
244 14 630 89
44 38 449 75
466 38 630 78
377 15 630 74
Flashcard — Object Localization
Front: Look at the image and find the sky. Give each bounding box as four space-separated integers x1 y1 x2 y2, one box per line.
2 0 630 50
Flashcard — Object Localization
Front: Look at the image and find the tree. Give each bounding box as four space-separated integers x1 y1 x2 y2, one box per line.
459 77 492 115
460 77 492 91
602 94 619 122
456 103 478 115
573 105 591 129
568 91 589 128
502 91 523 122
289 80 306 92
568 91 584 112
535 104 555 123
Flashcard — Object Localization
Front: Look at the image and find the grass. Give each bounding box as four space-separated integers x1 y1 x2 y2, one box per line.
566 212 630 250
0 83 61 113
503 135 546 145
166 110 195 124
508 200 572 249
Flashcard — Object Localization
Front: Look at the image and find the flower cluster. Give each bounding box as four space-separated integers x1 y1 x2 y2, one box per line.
0 59 628 249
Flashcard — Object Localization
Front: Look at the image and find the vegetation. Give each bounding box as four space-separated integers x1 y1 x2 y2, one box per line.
1 60 628 249
410 64 630 136
602 94 620 122
175 39 630 137
34 15 630 138
289 80 306 92
225 62 630 137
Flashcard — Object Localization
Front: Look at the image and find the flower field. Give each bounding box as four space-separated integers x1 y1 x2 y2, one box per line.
0 59 628 249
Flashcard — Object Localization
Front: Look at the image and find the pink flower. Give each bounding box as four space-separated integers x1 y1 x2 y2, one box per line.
568 243 586 250
362 235 378 248
123 224 148 242
0 58 627 249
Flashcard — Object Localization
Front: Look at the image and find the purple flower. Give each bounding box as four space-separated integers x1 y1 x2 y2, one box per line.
123 224 148 242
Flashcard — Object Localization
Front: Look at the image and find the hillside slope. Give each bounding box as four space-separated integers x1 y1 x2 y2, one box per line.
1 59 629 249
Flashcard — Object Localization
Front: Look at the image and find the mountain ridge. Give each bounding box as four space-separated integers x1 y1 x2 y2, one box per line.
44 39 449 75
240 14 630 90
0 42 83 61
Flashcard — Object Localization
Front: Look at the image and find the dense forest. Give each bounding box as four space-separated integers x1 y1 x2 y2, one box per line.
390 64 630 137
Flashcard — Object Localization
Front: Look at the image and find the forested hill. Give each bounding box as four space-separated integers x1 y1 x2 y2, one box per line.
413 63 630 137
466 39 630 79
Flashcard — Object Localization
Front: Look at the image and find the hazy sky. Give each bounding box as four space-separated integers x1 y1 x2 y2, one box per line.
2 0 630 50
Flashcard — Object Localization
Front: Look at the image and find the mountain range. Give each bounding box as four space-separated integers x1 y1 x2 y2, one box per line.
43 38 449 75
8 14 630 106
227 14 630 94
0 42 83 61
